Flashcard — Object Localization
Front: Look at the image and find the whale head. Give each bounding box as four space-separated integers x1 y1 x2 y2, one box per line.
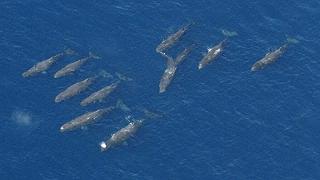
54 72 62 79
198 63 203 70
100 141 111 152
159 87 166 93
60 126 66 133
251 66 257 71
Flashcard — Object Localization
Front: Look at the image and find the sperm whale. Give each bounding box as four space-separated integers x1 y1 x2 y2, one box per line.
54 52 100 78
55 76 96 103
22 48 75 78
159 45 193 93
198 30 237 70
60 106 115 132
198 39 227 70
100 119 143 152
156 23 193 56
80 81 120 106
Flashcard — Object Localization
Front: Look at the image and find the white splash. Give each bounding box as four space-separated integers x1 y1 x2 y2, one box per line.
11 110 32 126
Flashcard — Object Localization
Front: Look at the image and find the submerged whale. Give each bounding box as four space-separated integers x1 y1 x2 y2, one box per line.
100 119 143 152
80 81 120 106
159 45 193 93
60 106 115 132
156 23 193 55
55 76 96 103
22 48 75 78
54 52 100 78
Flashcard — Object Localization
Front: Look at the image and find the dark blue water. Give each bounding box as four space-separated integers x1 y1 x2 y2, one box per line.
1 0 320 179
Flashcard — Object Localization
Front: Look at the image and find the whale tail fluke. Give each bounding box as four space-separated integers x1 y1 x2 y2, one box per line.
96 69 113 79
286 37 299 44
115 72 133 82
221 29 238 37
89 52 102 60
116 99 131 113
140 108 164 125
141 108 163 119
96 70 132 83
64 48 76 55
127 107 164 125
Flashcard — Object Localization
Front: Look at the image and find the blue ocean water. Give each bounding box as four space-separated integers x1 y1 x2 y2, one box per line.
1 0 320 179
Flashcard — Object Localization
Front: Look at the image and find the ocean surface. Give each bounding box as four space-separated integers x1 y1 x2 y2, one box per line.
1 0 320 179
